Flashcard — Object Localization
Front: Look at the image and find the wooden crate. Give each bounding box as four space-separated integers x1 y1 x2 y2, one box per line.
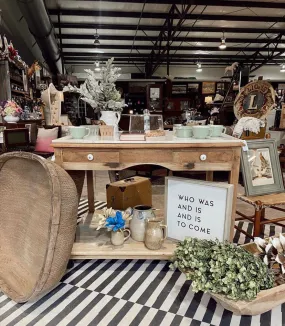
241 125 266 140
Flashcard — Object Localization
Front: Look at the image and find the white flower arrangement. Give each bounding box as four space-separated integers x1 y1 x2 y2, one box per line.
63 57 125 112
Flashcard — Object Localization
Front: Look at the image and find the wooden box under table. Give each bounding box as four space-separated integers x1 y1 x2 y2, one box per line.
106 176 152 210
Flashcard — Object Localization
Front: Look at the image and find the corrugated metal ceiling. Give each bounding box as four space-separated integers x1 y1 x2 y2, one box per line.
45 0 285 73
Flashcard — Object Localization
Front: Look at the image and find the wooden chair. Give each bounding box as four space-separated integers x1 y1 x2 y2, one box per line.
235 193 285 238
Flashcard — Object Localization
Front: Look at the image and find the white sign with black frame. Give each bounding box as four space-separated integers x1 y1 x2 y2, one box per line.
165 177 234 242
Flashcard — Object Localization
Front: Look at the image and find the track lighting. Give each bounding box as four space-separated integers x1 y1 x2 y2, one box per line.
94 61 101 71
219 32 227 50
94 29 104 54
196 63 202 72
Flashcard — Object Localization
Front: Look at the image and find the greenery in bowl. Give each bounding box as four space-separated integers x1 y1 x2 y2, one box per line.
170 238 274 301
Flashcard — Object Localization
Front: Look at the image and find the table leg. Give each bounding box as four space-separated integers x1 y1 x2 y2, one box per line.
229 148 241 241
206 171 214 181
87 170 95 213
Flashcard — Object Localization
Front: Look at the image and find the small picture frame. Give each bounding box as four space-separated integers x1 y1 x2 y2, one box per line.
241 140 284 196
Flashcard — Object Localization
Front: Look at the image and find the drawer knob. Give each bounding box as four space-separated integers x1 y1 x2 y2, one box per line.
200 154 207 161
87 154 94 161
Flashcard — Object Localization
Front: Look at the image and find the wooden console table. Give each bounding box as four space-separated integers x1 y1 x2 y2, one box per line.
53 135 243 260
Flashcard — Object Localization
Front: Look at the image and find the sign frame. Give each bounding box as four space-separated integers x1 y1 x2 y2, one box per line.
164 177 234 242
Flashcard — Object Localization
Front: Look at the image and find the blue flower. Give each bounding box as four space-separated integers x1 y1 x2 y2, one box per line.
106 211 125 231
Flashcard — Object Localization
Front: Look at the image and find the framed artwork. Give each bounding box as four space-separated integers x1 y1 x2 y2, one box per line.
202 82 216 94
187 83 199 93
150 87 160 99
241 140 284 196
172 84 187 95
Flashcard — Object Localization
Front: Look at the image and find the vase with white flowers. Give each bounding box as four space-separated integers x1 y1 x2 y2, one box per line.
64 58 126 131
96 207 132 246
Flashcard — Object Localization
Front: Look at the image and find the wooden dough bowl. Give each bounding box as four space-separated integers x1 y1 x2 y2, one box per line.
211 242 285 316
0 152 78 303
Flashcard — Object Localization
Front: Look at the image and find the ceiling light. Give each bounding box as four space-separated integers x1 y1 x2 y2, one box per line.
280 64 285 73
94 29 104 54
219 32 227 50
196 63 202 72
94 61 101 71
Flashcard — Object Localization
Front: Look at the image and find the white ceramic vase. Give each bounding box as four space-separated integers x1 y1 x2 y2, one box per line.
100 111 121 132
4 116 19 123
110 229 131 246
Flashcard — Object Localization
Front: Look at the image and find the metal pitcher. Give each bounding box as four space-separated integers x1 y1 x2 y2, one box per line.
130 205 156 242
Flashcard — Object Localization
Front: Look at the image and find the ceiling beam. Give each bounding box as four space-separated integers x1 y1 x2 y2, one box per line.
64 62 241 66
243 33 285 72
63 55 283 63
58 34 285 45
49 10 285 23
62 43 284 52
52 22 285 34
63 52 285 60
80 0 285 9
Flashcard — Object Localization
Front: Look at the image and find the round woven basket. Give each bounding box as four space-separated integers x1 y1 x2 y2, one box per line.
0 152 78 302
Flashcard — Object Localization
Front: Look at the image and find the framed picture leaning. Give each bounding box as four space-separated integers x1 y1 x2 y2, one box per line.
241 139 284 196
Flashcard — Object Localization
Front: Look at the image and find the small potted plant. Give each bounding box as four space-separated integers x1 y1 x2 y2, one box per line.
0 100 23 122
96 207 132 246
63 58 126 131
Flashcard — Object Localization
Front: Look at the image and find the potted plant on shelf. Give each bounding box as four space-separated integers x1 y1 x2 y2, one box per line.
0 100 23 122
96 207 132 246
64 58 125 131
170 237 285 315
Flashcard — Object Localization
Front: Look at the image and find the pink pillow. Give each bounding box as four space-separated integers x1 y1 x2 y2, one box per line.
35 127 58 153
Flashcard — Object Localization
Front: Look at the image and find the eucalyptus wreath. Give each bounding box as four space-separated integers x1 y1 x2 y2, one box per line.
170 238 274 301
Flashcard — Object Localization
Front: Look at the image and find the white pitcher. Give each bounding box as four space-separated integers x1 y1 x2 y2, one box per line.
130 205 156 242
100 111 121 132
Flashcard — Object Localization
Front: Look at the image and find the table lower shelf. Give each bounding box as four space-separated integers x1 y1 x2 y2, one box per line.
71 214 177 260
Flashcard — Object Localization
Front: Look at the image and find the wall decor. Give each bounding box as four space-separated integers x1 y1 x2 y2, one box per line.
165 177 233 242
241 139 284 196
234 80 275 120
187 83 199 93
150 87 160 99
172 84 187 95
202 82 216 94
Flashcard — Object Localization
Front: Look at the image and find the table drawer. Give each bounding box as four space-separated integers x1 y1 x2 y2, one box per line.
173 150 233 164
62 150 119 163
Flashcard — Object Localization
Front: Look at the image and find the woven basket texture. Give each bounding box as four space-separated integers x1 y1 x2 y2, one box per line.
0 152 78 303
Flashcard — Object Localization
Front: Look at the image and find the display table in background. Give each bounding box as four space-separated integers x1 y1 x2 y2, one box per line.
53 134 243 260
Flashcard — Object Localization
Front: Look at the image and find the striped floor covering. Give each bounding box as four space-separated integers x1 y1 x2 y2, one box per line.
1 199 285 326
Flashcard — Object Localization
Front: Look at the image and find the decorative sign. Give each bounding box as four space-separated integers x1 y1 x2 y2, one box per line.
165 177 233 242
234 80 275 120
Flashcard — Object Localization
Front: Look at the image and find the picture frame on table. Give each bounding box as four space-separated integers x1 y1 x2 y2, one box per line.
241 139 284 196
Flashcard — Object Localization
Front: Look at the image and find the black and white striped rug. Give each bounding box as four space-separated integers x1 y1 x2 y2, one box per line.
1 199 285 326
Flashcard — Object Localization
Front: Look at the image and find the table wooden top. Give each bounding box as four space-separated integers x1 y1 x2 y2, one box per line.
53 133 244 149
